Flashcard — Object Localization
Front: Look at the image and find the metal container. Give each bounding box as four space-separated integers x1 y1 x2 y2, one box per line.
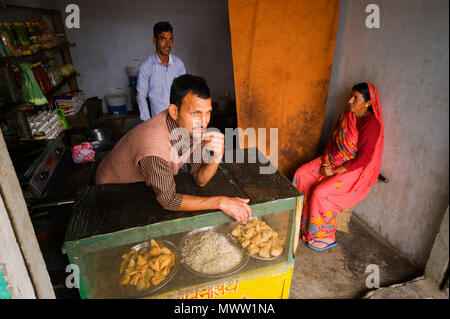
118 239 180 297
89 128 114 151
179 225 249 278
89 128 110 142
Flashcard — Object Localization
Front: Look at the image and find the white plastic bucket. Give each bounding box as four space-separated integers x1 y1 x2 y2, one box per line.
126 66 139 76
105 93 127 106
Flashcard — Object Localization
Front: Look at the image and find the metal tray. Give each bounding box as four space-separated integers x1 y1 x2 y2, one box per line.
118 239 180 297
179 225 249 278
227 218 284 261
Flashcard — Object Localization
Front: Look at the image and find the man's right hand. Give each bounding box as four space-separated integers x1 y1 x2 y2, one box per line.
218 197 252 223
178 194 252 223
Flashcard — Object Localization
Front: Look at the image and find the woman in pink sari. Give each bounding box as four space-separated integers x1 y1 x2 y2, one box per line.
293 83 383 251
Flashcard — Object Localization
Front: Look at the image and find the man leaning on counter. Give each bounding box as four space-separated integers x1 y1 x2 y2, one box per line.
95 74 252 223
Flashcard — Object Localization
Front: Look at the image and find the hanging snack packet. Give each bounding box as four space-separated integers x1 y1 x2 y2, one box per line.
21 62 48 105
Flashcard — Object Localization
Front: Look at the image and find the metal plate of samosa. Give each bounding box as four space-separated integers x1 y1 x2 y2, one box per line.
117 239 180 297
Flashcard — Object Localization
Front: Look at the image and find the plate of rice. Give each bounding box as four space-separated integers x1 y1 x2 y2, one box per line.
179 225 249 278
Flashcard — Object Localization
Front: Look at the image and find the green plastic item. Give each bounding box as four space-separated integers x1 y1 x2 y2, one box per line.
56 108 69 129
21 62 48 105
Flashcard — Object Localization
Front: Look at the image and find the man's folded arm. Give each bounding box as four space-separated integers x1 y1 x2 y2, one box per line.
138 155 250 223
139 156 183 211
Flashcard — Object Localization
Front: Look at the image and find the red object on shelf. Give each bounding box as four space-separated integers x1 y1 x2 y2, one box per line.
31 62 52 94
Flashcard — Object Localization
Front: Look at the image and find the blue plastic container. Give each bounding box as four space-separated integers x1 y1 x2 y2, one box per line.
107 104 127 115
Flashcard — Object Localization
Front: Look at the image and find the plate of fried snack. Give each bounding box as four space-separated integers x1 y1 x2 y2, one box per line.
228 217 286 261
118 239 179 295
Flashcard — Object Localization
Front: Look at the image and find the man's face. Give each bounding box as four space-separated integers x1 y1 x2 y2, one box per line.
153 31 173 57
174 92 212 137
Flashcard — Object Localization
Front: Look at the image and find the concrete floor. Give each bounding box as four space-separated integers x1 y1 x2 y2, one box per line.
362 276 448 299
290 214 423 299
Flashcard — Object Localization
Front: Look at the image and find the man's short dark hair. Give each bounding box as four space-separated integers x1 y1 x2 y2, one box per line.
170 74 211 109
153 21 173 38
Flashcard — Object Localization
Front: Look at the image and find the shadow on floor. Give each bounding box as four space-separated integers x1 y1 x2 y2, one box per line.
290 214 422 299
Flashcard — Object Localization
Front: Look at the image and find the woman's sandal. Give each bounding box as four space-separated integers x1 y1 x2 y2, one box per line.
307 240 338 251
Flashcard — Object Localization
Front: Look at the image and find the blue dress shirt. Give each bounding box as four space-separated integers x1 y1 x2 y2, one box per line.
137 52 186 121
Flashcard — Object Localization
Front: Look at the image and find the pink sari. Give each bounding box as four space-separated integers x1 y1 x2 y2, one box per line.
293 83 384 242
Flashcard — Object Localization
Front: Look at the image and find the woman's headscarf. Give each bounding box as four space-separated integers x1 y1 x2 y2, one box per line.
365 83 384 188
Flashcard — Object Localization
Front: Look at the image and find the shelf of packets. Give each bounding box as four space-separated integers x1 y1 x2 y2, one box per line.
27 109 66 140
0 18 65 58
54 90 85 116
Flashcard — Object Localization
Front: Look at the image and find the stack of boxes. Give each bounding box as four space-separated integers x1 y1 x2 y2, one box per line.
54 90 85 116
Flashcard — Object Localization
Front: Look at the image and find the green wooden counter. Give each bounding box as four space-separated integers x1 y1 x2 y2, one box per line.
64 148 303 299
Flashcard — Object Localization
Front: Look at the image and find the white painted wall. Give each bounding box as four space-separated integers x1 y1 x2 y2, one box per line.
56 0 235 120
322 0 449 267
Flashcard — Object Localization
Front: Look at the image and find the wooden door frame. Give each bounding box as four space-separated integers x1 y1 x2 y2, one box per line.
0 130 55 298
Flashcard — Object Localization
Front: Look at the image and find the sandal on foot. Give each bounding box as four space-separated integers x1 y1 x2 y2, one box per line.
307 240 338 251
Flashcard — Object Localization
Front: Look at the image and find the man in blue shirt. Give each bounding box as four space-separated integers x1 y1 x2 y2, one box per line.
137 22 186 121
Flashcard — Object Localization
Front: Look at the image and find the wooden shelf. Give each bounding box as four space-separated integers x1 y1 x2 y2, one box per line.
100 111 139 121
0 42 76 64
100 111 140 141
0 102 33 121
0 2 55 12
0 5 80 131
